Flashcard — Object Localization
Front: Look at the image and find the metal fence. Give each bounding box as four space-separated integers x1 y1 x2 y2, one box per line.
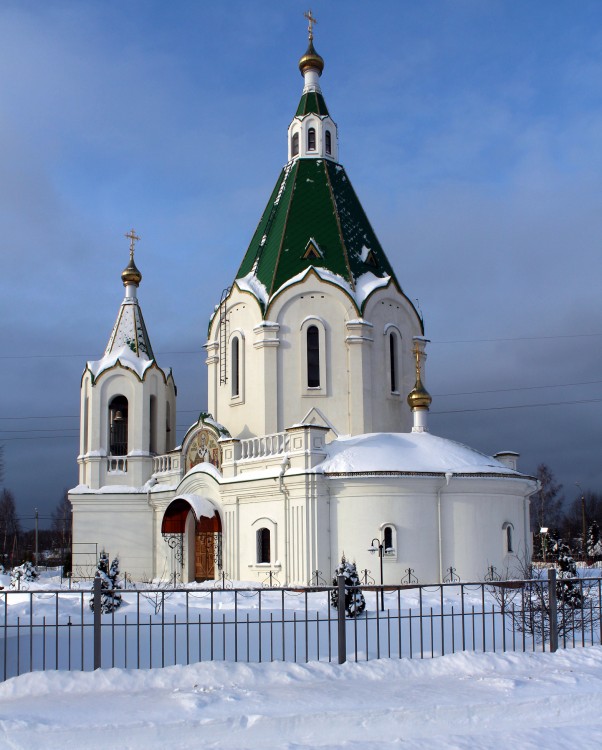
2 570 601 682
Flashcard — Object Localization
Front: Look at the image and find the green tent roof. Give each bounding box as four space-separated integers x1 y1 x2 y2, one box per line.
235 158 407 312
232 84 420 327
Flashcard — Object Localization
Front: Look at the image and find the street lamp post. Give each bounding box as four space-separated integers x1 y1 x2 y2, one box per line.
368 538 388 611
540 527 548 563
576 482 586 560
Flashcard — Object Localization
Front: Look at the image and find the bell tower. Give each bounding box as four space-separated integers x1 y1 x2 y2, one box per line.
77 230 177 489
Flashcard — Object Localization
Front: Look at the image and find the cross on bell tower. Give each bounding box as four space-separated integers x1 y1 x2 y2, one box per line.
125 228 140 262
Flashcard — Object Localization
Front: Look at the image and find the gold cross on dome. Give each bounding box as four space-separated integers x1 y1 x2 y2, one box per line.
125 228 140 260
304 9 317 41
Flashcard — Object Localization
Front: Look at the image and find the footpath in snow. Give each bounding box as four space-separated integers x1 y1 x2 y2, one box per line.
1 647 602 749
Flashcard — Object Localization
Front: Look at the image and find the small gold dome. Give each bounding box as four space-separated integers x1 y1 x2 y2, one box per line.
121 257 142 287
299 39 324 76
407 379 432 410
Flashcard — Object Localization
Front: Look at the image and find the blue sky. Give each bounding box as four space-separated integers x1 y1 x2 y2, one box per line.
1 0 600 527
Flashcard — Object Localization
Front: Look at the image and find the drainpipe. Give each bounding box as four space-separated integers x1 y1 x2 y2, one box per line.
278 455 291 584
437 472 453 583
146 477 158 577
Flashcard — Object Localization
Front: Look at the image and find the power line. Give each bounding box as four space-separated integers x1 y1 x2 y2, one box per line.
2 399 600 442
433 380 602 397
431 398 602 415
432 333 602 344
0 435 79 442
1 333 600 360
2 380 600 425
0 422 200 435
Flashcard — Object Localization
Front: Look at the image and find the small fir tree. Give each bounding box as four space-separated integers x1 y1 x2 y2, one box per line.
331 555 366 618
553 539 583 609
10 561 39 588
89 552 122 613
586 521 602 560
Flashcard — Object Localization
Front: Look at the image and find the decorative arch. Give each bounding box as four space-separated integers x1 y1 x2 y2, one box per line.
162 496 222 582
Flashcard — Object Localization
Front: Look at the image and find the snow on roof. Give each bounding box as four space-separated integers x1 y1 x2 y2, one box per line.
236 272 269 307
354 272 391 303
86 345 157 381
172 493 218 520
266 266 391 309
70 483 148 495
317 432 522 476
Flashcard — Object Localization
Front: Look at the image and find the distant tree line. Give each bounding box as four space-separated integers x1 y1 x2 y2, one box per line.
531 463 602 562
0 486 72 572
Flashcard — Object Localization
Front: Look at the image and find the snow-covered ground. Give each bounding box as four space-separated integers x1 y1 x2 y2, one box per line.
2 647 602 749
3 570 602 748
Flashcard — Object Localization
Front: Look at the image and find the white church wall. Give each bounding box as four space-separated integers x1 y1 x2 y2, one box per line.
70 493 154 580
362 288 423 433
441 479 533 581
271 276 358 436
207 289 270 439
327 475 532 584
328 477 441 585
221 482 286 583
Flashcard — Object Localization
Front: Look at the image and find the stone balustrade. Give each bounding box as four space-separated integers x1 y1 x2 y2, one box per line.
152 454 181 474
107 457 127 473
239 432 291 460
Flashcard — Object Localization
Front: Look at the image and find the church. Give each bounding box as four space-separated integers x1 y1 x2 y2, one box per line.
70 24 537 585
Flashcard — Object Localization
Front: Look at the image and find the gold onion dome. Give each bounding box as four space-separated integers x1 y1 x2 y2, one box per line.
121 256 142 287
407 377 432 411
299 39 324 76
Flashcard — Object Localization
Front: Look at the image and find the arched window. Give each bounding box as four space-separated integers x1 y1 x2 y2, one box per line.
307 325 320 387
257 528 271 563
231 337 240 397
389 333 397 392
108 396 128 456
384 526 394 552
291 132 299 156
325 130 332 154
307 127 316 151
166 401 173 450
506 524 514 553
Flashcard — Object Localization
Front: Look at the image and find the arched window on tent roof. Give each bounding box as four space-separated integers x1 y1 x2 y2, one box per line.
307 127 316 151
291 131 299 157
325 130 331 154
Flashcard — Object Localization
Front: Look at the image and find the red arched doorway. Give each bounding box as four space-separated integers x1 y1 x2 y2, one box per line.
161 497 222 582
